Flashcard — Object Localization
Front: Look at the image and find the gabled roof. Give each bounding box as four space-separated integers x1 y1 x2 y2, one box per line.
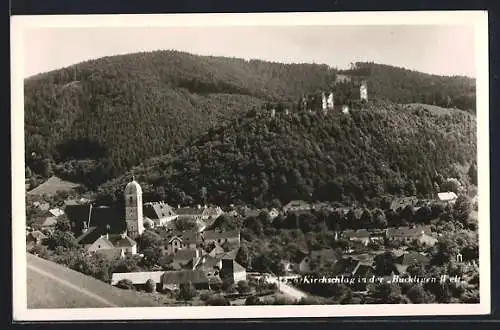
75 227 100 245
92 236 116 249
143 202 177 219
167 230 200 245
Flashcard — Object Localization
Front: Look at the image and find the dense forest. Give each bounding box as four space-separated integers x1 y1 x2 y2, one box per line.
96 100 476 208
24 51 476 188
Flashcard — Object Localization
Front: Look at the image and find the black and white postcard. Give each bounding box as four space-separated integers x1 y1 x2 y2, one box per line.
11 11 490 320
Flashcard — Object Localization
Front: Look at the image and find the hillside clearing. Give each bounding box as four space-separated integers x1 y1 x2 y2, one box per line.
27 176 82 197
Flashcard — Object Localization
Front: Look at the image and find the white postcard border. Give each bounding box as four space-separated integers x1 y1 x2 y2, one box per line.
11 11 490 321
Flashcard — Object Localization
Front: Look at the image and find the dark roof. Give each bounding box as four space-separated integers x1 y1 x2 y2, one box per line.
143 202 177 219
208 244 225 258
202 230 240 241
176 207 204 216
65 204 123 235
221 248 240 260
161 270 220 285
75 227 101 245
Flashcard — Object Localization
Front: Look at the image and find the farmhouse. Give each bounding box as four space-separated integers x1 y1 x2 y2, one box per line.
342 229 371 246
283 200 311 214
87 232 137 256
201 230 240 248
143 201 178 228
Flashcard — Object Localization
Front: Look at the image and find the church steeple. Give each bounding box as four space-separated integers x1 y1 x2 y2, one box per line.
124 177 143 239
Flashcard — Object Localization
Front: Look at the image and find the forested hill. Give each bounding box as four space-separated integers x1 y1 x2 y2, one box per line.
24 50 476 188
97 101 477 208
347 62 476 112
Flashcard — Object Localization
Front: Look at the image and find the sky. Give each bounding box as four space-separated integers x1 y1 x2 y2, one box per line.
23 25 476 78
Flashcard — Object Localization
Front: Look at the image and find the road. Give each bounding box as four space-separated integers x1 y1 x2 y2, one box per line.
265 276 308 301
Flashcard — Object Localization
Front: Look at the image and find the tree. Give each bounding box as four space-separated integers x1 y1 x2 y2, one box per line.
55 214 72 232
237 280 252 294
468 163 477 186
206 295 230 306
145 279 156 293
406 285 435 304
374 252 395 276
47 230 78 250
453 195 472 225
178 281 197 302
245 295 262 305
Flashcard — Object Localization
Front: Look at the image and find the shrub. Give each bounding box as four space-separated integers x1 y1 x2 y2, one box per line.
206 294 230 306
245 295 262 305
178 281 197 301
116 279 135 290
145 279 156 293
237 280 252 294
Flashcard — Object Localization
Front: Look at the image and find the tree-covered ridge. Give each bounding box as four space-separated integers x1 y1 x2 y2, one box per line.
350 62 476 112
97 100 476 208
24 51 476 189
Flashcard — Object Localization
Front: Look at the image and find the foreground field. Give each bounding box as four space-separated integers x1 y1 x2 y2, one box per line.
26 253 160 309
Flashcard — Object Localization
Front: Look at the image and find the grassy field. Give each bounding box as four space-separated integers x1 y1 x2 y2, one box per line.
27 176 81 197
27 253 160 309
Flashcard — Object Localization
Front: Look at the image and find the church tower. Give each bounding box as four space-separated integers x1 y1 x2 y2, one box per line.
124 176 144 239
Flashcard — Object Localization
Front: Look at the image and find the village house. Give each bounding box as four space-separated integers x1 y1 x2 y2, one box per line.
163 248 205 270
201 230 240 248
166 231 201 253
392 251 431 275
201 206 224 221
283 200 311 214
342 229 371 246
437 191 458 205
87 232 138 256
385 226 436 246
143 201 178 228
